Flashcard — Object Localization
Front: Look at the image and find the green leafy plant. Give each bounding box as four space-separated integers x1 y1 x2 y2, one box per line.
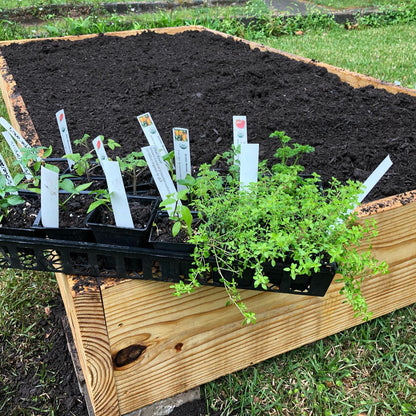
163 150 176 179
116 151 147 195
13 145 57 190
0 173 25 222
172 131 388 325
86 188 113 214
58 175 92 210
65 134 119 181
159 188 193 238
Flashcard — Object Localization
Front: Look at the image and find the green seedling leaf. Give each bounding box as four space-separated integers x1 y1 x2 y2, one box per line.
87 199 107 213
172 221 181 237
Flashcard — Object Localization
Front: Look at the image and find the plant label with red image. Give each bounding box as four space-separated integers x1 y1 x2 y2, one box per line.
56 109 74 169
233 116 247 162
2 131 33 179
93 136 109 163
0 153 16 186
101 160 134 229
0 117 31 149
173 128 191 191
41 166 59 228
137 112 168 157
239 143 259 191
142 145 179 215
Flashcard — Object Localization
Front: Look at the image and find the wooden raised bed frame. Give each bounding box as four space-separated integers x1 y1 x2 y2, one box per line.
1 26 416 416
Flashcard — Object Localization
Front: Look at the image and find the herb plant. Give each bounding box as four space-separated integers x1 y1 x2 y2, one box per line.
172 132 388 325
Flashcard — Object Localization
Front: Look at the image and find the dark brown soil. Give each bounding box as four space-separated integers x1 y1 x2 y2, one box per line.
1 30 416 202
58 192 95 227
88 197 155 228
0 192 40 228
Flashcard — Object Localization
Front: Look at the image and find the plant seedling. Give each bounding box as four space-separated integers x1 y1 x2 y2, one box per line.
14 145 57 189
65 134 120 181
117 151 147 195
0 173 25 222
58 175 92 209
159 188 193 237
87 189 113 214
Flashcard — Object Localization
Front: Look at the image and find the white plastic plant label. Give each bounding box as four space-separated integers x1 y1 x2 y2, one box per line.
239 143 259 191
340 154 393 220
41 166 59 228
56 109 74 169
93 135 109 163
137 113 168 157
173 128 191 191
101 160 134 229
233 116 247 162
2 131 33 179
142 145 179 214
0 153 15 186
0 117 31 149
358 155 393 203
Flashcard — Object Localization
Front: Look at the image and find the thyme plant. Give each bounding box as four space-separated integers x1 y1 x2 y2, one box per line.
172 132 388 325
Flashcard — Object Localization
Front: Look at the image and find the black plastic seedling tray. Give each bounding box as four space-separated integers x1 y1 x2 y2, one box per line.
0 233 336 296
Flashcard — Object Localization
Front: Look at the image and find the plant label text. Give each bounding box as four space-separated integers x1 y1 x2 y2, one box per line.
56 109 74 169
233 116 247 162
0 117 31 149
137 112 168 157
2 131 33 179
0 153 15 186
173 128 191 191
142 145 179 214
92 135 109 163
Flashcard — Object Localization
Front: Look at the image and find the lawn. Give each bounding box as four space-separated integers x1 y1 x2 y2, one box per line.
0 1 416 415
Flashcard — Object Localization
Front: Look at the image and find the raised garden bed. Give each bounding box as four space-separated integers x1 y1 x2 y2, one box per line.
1 26 416 416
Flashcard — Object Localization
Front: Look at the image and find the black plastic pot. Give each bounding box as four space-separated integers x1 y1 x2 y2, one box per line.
264 261 337 297
210 260 336 297
86 195 159 247
33 191 96 242
0 190 41 238
148 211 198 253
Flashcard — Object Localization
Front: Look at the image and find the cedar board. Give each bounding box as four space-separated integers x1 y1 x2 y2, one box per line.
2 26 416 416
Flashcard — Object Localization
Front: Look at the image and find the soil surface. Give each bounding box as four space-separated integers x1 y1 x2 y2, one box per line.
1 30 416 203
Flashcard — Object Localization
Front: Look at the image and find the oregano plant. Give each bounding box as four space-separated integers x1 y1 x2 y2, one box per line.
171 131 388 325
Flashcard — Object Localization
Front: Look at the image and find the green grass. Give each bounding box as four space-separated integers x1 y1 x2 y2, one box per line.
311 0 413 8
0 0 157 10
1 3 416 415
0 270 60 414
203 305 416 415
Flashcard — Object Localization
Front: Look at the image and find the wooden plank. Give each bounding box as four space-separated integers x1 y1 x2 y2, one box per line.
99 198 416 414
56 273 120 416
